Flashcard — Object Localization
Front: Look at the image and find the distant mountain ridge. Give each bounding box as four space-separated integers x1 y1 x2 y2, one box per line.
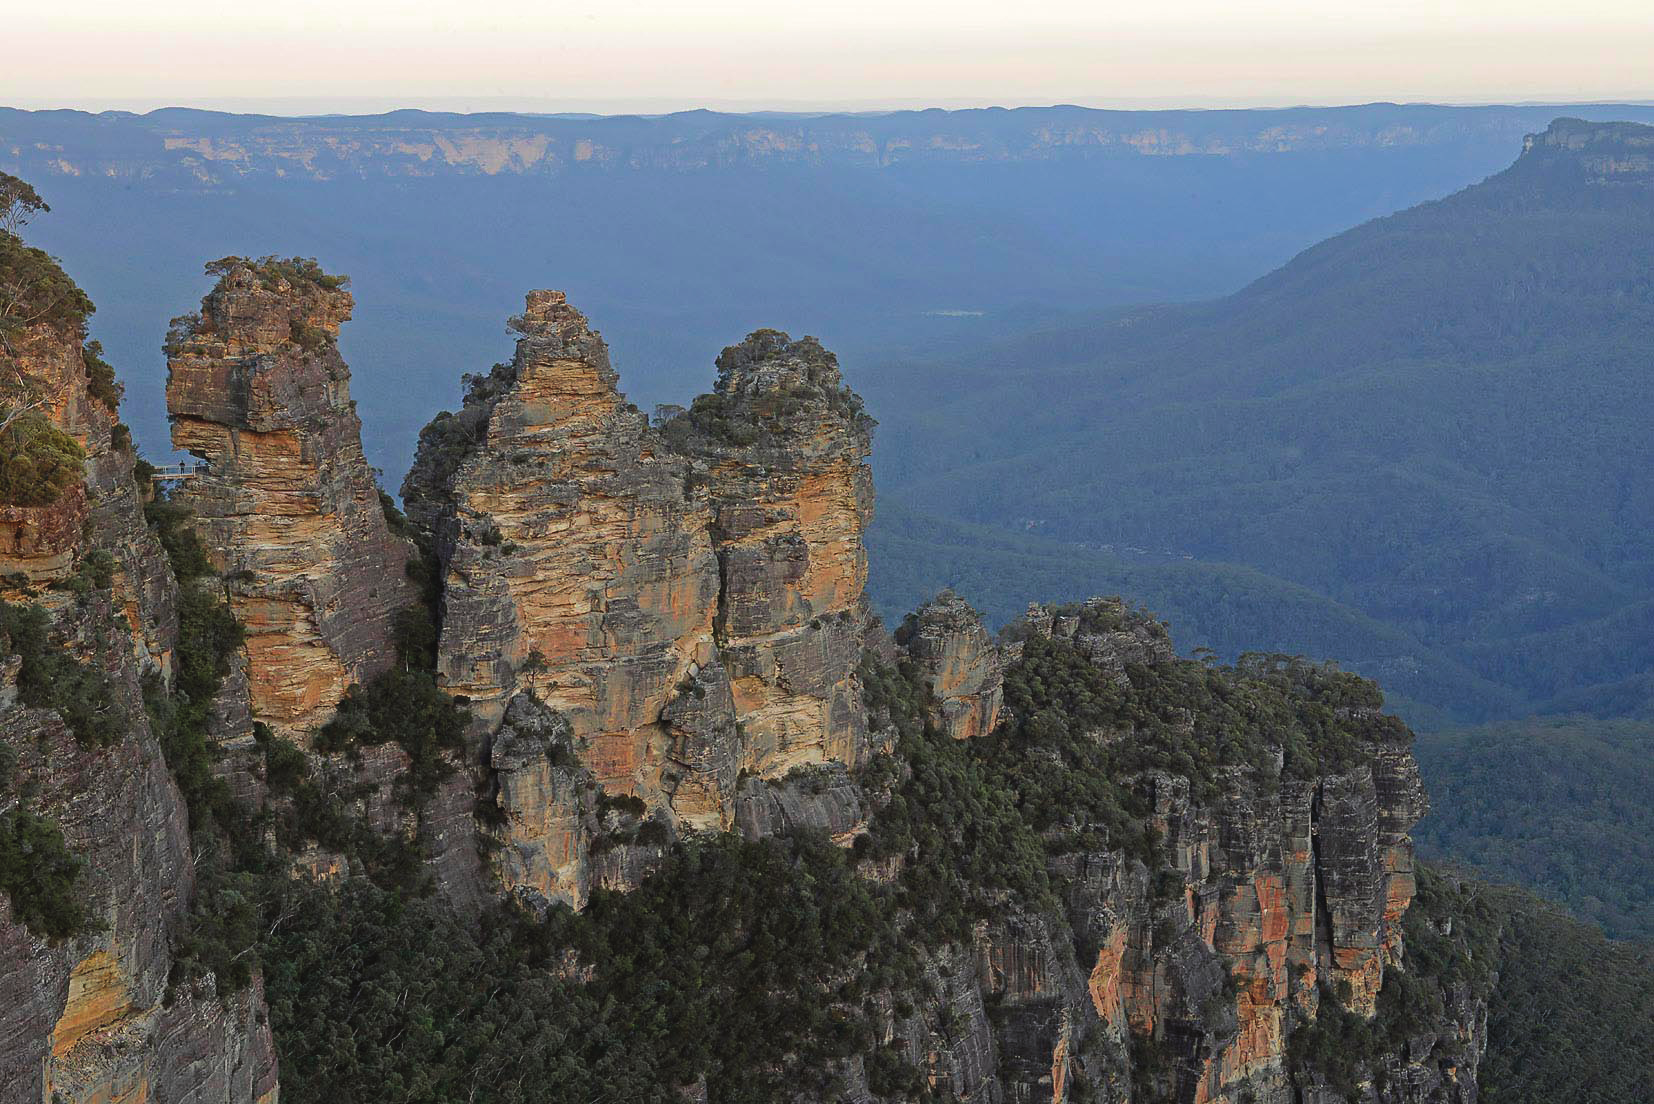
24 101 1654 491
9 102 1654 183
868 117 1654 724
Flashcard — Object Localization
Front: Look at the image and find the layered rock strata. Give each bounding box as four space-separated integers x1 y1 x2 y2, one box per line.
405 296 877 904
165 259 414 736
672 329 876 775
859 599 1469 1104
897 589 1003 740
409 291 720 807
0 305 278 1104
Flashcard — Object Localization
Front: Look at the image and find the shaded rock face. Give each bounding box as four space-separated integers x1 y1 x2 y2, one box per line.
952 602 1457 1104
898 589 1003 740
413 291 720 807
0 315 277 1103
487 693 595 910
733 763 866 843
166 260 414 737
674 329 876 775
408 295 877 900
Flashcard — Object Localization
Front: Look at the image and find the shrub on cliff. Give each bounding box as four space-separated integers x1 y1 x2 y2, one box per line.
0 600 125 747
81 339 122 410
144 495 215 579
0 176 95 345
317 667 470 798
0 410 84 506
0 806 94 939
205 255 349 293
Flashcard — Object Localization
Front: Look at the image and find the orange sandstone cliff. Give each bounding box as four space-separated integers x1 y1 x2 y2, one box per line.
403 297 877 907
165 258 415 737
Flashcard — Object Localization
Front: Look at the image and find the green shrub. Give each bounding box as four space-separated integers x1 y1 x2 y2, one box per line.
50 549 115 599
144 496 214 579
255 725 309 794
0 600 124 747
0 225 95 342
205 255 349 293
81 340 122 410
0 411 84 506
289 320 330 352
0 806 94 939
317 668 470 798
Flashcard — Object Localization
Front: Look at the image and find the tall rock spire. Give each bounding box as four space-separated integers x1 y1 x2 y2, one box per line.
405 295 879 907
165 257 415 736
666 328 877 772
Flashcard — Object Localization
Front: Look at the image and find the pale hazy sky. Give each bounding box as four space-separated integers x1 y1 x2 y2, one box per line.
7 0 1654 114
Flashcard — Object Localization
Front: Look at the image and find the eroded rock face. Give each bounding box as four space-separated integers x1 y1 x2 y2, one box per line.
673 329 876 775
898 589 1003 740
408 296 878 901
988 601 1452 1104
166 259 414 737
411 291 721 803
487 693 594 911
0 313 277 1104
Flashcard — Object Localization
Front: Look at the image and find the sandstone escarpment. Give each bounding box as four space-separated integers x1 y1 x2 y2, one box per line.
1 290 277 1103
166 257 414 736
897 589 1003 740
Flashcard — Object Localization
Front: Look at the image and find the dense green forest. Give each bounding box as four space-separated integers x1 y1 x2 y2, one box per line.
863 118 1654 726
1472 881 1654 1103
866 501 1517 729
1414 716 1654 942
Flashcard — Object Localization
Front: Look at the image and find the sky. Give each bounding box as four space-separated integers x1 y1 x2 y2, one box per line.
6 0 1654 114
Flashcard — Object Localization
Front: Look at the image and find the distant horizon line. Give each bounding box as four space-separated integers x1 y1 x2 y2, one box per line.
8 95 1654 122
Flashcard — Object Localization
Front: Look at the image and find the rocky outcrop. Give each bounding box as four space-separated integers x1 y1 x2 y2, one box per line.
670 329 876 775
410 291 720 809
733 763 867 842
166 258 414 737
0 302 277 1103
942 600 1462 1104
486 693 595 910
801 597 1472 1104
897 589 1002 740
407 295 877 902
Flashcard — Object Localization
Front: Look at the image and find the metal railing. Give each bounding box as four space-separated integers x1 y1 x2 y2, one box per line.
149 462 206 483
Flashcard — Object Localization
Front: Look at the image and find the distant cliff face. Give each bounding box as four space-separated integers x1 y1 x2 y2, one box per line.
7 104 1651 187
166 258 415 736
1518 117 1654 184
0 280 277 1103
